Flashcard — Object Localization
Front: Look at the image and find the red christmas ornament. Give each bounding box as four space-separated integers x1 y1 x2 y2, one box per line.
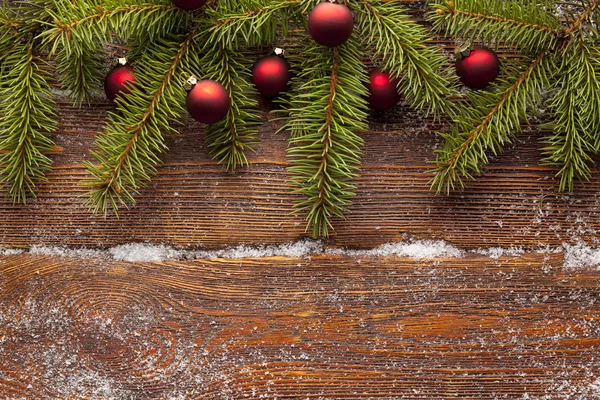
455 46 500 89
251 50 291 98
367 70 400 111
104 60 136 102
170 0 207 11
308 0 354 47
186 78 230 124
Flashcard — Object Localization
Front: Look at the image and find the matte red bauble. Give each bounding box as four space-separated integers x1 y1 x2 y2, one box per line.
308 1 354 47
186 80 230 124
367 70 400 111
170 0 207 11
251 54 291 98
455 46 500 89
104 65 136 102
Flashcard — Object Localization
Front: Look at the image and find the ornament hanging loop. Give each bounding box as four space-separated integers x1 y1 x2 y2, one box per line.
111 57 128 68
184 75 198 92
274 48 285 57
455 39 473 59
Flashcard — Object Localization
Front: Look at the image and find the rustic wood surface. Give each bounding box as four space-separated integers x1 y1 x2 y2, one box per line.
2 1 600 398
1 101 600 250
1 253 599 399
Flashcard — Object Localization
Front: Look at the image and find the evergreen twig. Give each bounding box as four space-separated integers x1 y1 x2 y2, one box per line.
430 0 562 53
431 53 550 193
84 32 195 215
282 38 369 238
352 0 458 117
541 44 600 190
0 40 57 203
430 0 600 193
200 45 261 170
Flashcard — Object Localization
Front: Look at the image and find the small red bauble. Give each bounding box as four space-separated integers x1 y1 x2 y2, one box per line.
251 54 291 98
104 64 136 102
186 79 230 124
367 70 400 111
455 46 500 89
308 1 354 47
170 0 207 11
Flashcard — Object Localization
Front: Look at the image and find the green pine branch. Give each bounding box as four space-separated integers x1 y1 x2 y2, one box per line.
431 53 551 194
541 44 600 191
207 0 303 49
282 38 369 238
38 0 185 104
40 0 182 53
200 45 261 170
83 32 195 215
430 0 562 53
55 41 104 105
0 40 57 203
351 0 458 117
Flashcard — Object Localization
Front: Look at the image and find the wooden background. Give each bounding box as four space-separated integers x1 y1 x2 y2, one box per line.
1 1 600 398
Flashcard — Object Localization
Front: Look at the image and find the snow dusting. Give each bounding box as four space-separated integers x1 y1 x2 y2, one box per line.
326 239 464 259
3 239 600 270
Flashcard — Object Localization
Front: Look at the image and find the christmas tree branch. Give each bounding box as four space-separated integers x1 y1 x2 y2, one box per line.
55 41 104 105
207 0 303 49
39 1 181 55
541 44 600 191
84 32 194 215
283 38 369 238
431 52 550 193
200 45 261 171
430 0 561 52
39 0 184 104
352 0 457 117
564 0 600 35
0 40 57 203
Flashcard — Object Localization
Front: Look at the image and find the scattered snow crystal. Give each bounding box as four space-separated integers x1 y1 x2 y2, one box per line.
109 243 181 262
327 239 464 259
562 244 600 270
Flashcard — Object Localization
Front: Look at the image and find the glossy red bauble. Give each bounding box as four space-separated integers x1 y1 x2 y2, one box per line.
104 65 136 102
170 0 207 11
367 70 400 111
308 1 354 47
186 80 230 124
455 46 500 89
251 55 291 98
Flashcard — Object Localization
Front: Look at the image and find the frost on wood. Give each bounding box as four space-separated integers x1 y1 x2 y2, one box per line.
1 239 463 262
4 239 600 270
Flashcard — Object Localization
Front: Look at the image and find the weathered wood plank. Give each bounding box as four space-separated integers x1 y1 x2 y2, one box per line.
1 253 598 398
1 100 599 249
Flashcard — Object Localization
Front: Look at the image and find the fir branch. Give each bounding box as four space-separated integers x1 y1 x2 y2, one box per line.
39 0 185 104
206 0 303 49
84 32 194 215
431 53 550 194
55 41 104 105
39 1 182 55
430 0 562 52
352 0 458 117
0 40 57 203
564 0 600 36
541 44 600 191
282 38 369 238
200 45 261 170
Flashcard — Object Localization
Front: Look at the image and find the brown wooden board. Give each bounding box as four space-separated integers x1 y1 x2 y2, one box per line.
1 253 599 399
2 1 600 398
1 101 600 250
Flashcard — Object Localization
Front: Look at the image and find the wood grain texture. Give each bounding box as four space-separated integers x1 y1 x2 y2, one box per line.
1 100 599 249
1 253 599 399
